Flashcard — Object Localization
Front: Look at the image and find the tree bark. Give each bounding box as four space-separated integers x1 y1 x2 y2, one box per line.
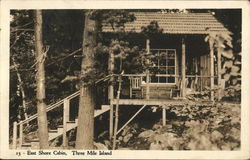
75 11 97 149
34 10 49 149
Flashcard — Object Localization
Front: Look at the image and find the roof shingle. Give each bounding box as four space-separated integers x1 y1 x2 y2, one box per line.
102 12 231 35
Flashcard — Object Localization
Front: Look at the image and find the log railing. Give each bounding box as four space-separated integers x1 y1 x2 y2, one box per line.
12 91 80 149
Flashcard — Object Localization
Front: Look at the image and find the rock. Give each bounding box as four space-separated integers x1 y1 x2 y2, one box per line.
94 142 108 150
103 140 111 147
123 133 133 143
149 141 163 150
138 130 155 138
152 123 162 130
211 130 223 142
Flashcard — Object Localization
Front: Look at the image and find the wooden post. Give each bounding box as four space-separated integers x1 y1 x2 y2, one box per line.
108 51 115 140
146 39 150 100
181 37 186 98
209 41 215 101
109 102 114 140
217 45 222 100
19 122 23 148
162 107 166 126
12 121 17 149
63 98 70 148
112 75 122 150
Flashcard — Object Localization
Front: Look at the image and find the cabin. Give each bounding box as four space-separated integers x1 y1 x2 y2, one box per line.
101 11 231 138
12 11 232 149
101 12 231 102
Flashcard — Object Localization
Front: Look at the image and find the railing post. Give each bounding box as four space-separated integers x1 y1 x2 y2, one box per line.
13 121 17 149
19 121 23 148
63 98 70 148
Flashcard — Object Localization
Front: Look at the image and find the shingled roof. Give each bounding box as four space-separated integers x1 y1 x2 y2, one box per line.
102 12 231 35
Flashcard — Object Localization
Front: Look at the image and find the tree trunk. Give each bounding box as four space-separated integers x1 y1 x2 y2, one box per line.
34 10 49 149
75 11 97 149
11 56 28 120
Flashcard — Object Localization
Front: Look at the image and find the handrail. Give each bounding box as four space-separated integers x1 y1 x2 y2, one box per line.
17 91 80 126
112 74 218 78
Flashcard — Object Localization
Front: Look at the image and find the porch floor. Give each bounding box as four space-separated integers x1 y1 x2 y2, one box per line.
112 99 213 107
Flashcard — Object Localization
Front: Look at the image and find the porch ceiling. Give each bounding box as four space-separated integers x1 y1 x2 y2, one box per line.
102 12 231 35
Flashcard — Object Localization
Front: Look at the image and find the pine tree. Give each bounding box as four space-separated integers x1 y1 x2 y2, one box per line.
34 10 49 149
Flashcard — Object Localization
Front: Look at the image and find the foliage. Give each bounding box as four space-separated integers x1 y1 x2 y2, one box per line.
141 21 163 38
115 102 240 150
205 31 241 102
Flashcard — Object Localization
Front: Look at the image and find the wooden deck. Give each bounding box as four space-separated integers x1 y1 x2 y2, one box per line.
112 98 213 107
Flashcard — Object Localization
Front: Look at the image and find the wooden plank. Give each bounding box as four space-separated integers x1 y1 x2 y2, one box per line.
112 99 213 106
181 37 186 97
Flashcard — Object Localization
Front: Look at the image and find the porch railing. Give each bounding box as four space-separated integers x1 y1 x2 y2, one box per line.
111 74 218 100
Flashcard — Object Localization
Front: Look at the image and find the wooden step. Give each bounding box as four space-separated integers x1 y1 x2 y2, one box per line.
26 138 39 143
24 106 111 145
21 143 31 147
49 129 57 133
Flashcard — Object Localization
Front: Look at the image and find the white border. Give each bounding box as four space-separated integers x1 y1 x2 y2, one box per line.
0 0 249 159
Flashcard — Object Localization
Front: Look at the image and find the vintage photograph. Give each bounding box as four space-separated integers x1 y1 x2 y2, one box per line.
8 8 242 152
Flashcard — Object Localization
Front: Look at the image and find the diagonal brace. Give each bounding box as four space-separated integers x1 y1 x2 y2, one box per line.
116 105 147 135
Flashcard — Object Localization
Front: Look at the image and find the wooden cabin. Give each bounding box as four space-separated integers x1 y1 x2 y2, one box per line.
12 11 233 149
102 12 231 103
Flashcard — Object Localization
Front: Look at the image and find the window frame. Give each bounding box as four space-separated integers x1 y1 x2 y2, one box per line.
148 49 177 85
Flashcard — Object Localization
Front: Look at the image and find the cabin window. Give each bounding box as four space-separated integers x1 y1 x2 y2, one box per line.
149 49 176 84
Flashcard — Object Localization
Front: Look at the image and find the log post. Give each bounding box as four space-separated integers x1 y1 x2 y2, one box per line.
181 37 186 98
108 51 115 140
162 107 166 126
12 121 17 149
217 45 222 100
19 121 23 148
209 41 215 101
146 39 150 100
63 98 70 148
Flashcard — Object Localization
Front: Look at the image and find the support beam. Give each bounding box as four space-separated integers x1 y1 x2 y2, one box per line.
63 98 70 148
109 102 114 140
146 39 150 100
181 37 186 97
108 51 115 140
217 45 222 100
12 121 17 149
209 41 215 101
162 108 166 126
116 105 146 135
112 75 122 150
